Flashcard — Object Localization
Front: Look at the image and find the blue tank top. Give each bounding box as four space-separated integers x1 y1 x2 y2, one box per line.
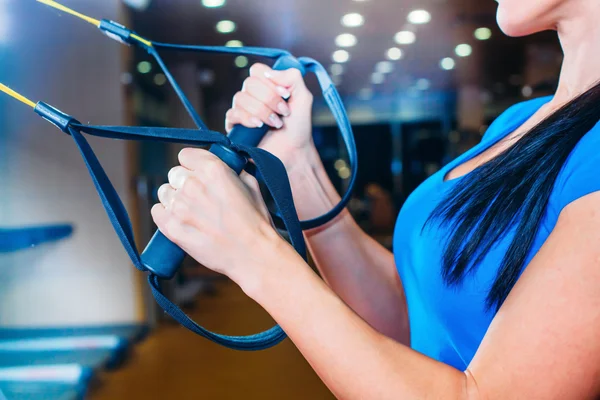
393 95 600 369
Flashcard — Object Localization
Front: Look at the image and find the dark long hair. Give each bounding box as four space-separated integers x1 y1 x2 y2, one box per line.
424 81 600 311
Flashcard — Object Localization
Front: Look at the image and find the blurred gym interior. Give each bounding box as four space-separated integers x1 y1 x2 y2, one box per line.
0 0 561 398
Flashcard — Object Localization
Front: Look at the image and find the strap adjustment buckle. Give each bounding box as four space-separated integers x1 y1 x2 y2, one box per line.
34 102 79 134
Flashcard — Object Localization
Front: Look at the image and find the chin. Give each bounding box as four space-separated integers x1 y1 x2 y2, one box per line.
496 9 536 37
496 1 557 37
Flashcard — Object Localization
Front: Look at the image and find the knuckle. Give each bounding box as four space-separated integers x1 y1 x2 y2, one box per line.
204 157 225 175
232 92 245 106
178 147 196 164
180 176 201 198
170 225 186 243
170 198 190 220
247 78 278 106
244 101 259 116
164 218 182 240
231 108 244 120
288 68 302 80
150 203 163 221
261 103 275 118
249 63 266 76
243 75 255 86
243 76 261 93
157 182 168 194
267 91 281 107
157 183 169 200
167 166 180 182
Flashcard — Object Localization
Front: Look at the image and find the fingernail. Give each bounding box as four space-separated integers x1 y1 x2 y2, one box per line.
157 185 166 200
264 71 273 79
269 113 283 129
172 171 186 190
251 117 264 128
276 86 291 100
277 102 291 117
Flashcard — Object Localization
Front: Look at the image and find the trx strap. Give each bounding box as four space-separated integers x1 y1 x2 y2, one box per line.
34 102 304 351
0 1 358 351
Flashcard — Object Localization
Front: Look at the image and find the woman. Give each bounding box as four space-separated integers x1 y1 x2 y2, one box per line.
152 0 600 398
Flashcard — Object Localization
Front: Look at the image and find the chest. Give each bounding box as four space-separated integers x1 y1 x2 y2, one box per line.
393 166 510 309
392 150 557 366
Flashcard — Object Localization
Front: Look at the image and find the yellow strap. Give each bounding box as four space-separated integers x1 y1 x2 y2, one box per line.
0 83 37 108
37 0 153 47
37 0 100 27
131 33 153 48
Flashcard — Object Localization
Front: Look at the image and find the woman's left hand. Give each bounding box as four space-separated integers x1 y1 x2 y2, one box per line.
151 147 285 290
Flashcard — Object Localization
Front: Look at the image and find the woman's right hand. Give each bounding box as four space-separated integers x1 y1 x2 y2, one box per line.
225 63 315 170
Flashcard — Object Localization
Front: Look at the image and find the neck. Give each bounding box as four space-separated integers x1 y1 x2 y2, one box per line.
554 2 600 104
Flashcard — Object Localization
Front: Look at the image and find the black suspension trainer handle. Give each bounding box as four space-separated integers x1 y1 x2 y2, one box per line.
140 55 307 279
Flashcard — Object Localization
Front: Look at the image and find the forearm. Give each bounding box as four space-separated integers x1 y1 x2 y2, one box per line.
246 247 468 400
288 146 409 343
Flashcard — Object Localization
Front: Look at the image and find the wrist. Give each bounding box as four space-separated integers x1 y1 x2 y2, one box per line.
286 146 344 223
283 141 320 175
238 232 306 302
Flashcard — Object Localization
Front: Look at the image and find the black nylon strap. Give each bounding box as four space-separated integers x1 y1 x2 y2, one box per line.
43 114 306 350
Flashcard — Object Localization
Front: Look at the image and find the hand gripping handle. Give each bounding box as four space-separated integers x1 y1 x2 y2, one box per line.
140 55 306 279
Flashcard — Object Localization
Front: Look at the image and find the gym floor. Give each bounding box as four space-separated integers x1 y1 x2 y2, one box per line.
89 280 334 399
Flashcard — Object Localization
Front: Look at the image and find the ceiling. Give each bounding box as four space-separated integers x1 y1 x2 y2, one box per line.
129 0 559 103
